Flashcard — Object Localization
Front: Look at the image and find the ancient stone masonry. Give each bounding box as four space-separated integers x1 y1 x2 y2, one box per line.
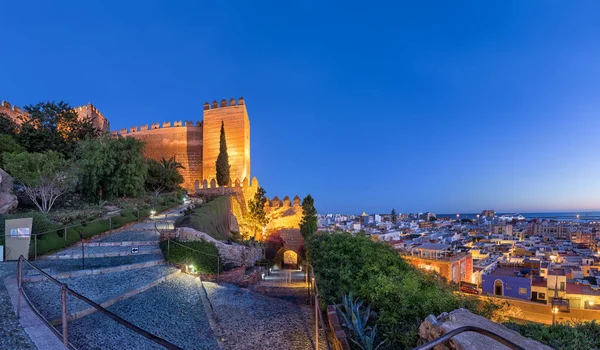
0 100 109 132
114 97 250 192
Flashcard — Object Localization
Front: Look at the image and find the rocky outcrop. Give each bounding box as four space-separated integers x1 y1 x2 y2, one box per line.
0 168 18 214
176 227 263 267
418 308 552 350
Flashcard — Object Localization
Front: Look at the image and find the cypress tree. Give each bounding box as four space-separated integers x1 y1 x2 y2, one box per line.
215 120 230 186
299 194 318 240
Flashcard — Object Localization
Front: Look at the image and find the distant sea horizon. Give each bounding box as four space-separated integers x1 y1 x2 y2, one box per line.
437 212 600 222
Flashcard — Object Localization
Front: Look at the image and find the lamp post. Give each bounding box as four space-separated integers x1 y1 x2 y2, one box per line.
552 306 558 325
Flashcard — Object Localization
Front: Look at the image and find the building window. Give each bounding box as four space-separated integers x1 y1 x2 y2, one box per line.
519 288 527 295
560 282 565 291
538 293 546 299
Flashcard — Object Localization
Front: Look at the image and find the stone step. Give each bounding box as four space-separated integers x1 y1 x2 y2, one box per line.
65 273 219 350
31 253 165 274
23 259 165 282
91 230 162 243
40 245 161 260
74 240 159 247
21 265 180 325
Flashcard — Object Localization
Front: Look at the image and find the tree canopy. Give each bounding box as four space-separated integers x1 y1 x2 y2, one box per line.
77 135 147 202
0 134 25 167
246 186 270 240
17 101 100 157
215 120 230 186
299 194 317 240
4 151 75 213
146 156 184 197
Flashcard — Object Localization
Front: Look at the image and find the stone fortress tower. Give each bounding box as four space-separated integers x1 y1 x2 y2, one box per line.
115 97 250 191
202 98 250 186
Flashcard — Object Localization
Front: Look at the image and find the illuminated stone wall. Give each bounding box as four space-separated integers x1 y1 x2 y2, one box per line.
264 195 304 253
117 121 203 191
403 254 473 284
1 100 109 132
202 97 250 185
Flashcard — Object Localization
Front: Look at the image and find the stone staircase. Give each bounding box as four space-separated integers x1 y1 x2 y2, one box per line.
19 207 220 349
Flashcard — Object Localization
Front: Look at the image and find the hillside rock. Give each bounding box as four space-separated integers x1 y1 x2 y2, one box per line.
0 168 18 214
418 308 552 350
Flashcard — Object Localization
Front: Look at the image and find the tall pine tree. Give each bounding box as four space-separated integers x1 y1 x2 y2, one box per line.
299 194 318 240
215 120 230 186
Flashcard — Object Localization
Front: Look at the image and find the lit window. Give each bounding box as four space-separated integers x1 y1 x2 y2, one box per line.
519 288 527 295
539 293 546 299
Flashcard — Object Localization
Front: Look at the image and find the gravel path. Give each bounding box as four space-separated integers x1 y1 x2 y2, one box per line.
67 273 218 350
203 281 324 350
22 265 178 322
44 243 160 258
93 229 161 242
0 262 36 350
31 253 164 274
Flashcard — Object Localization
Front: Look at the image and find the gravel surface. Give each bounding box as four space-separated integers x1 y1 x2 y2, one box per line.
93 230 161 243
203 281 323 350
31 253 164 274
22 265 178 322
0 262 36 350
47 243 160 257
67 273 218 350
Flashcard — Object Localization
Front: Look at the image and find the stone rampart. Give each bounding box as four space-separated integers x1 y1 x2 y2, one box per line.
0 100 30 125
118 121 203 191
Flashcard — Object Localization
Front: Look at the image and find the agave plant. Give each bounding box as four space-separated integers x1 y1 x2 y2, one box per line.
339 293 385 350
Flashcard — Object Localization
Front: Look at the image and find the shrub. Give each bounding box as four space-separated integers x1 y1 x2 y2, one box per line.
505 320 600 350
159 239 222 274
307 232 506 349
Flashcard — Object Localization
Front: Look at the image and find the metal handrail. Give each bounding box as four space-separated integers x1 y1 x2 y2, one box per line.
17 255 182 350
308 263 332 350
411 325 526 350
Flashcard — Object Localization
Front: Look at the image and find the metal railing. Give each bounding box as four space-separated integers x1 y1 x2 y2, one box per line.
16 255 182 349
307 263 332 350
411 325 526 350
0 194 182 261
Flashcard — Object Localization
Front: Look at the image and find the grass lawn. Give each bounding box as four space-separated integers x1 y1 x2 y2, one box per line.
174 196 230 241
20 194 183 258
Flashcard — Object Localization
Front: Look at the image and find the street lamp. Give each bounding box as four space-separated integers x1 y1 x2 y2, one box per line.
552 307 558 325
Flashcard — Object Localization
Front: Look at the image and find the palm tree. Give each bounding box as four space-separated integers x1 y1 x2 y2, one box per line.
160 156 185 170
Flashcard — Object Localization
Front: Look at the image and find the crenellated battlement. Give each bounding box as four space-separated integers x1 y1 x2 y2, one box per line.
113 120 203 135
203 97 245 110
1 100 31 122
265 195 301 208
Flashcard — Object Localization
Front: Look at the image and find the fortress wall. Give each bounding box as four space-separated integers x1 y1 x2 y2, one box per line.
0 100 30 125
75 103 110 132
202 97 250 185
120 123 203 191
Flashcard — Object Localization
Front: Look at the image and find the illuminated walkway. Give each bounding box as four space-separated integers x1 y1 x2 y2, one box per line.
202 267 326 350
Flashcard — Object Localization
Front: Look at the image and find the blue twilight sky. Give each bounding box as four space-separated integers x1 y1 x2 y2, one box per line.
1 1 600 214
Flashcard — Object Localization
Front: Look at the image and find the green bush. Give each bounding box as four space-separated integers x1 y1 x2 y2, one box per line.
505 320 600 350
307 232 503 349
159 239 221 274
175 196 230 241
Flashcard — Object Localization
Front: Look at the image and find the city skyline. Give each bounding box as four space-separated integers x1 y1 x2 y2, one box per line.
2 1 600 213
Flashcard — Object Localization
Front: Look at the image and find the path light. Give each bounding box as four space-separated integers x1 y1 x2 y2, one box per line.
261 273 265 280
552 307 559 325
150 210 156 216
188 264 195 273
